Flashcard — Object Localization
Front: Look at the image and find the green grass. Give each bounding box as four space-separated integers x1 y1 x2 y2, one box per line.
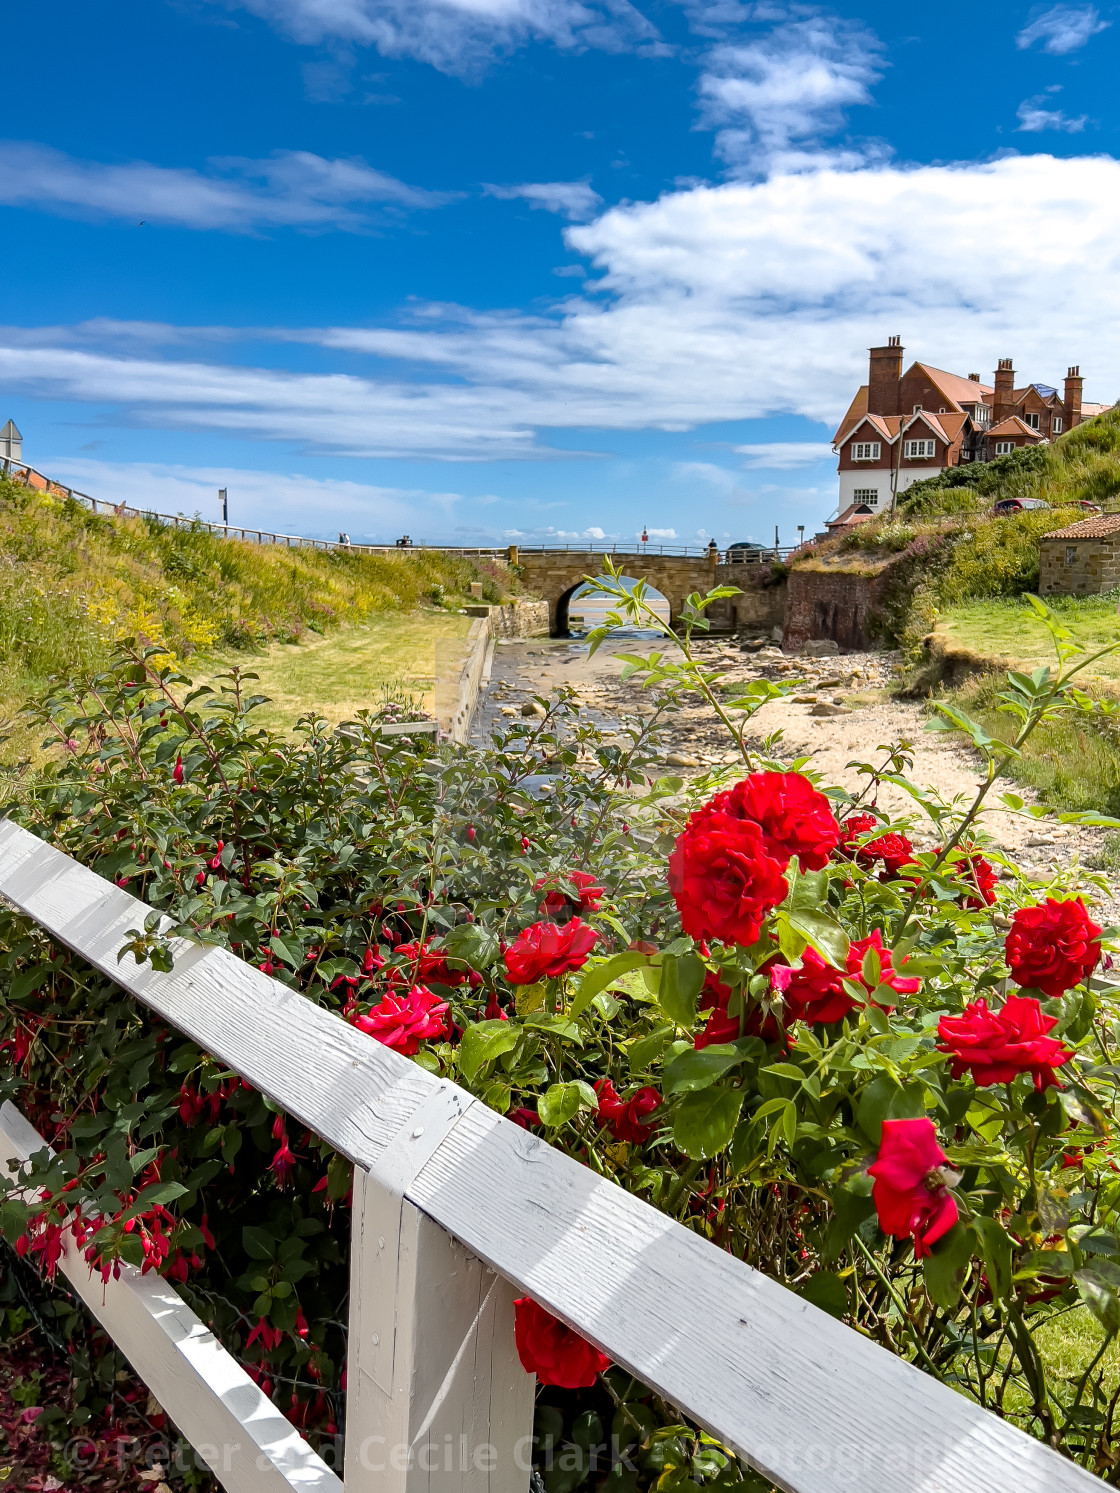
0 474 513 760
203 612 474 733
937 594 1120 683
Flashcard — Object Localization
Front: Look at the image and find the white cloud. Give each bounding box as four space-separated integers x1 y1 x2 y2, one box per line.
642 527 678 539
1017 4 1110 54
223 0 661 72
6 154 1120 459
485 180 603 220
1016 97 1087 132
43 458 468 540
696 15 883 171
0 141 445 232
734 441 835 467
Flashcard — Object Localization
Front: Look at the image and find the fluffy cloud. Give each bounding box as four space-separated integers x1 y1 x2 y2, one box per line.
1016 4 1110 55
5 154 1120 459
484 180 603 220
1016 97 1087 133
735 442 835 468
0 142 445 232
223 0 660 71
695 14 883 170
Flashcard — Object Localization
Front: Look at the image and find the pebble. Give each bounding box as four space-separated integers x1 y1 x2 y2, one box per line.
810 703 853 717
666 752 700 767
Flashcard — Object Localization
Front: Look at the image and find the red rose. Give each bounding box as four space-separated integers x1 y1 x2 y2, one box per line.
836 812 879 855
508 1105 541 1129
867 1117 959 1258
392 940 482 988
593 1079 661 1143
951 849 999 909
701 772 841 871
938 993 1074 1091
694 970 781 1045
503 919 598 984
513 1298 609 1388
1005 897 1102 996
773 930 920 1026
536 870 605 916
862 831 915 879
668 813 787 947
351 985 449 1056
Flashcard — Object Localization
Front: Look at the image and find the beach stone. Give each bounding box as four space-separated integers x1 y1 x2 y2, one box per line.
809 703 853 717
803 639 840 658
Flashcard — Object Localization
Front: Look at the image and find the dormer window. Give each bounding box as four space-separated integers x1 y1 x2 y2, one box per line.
904 439 936 459
851 441 881 461
973 404 990 426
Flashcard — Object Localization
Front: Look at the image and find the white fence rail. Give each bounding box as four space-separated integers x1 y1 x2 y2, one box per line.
0 819 1100 1493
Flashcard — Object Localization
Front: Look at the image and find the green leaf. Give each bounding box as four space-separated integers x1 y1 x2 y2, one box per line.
117 1180 187 1222
625 1023 674 1073
268 934 299 968
657 952 705 1028
672 1085 744 1159
922 1224 973 1310
662 1044 745 1096
972 1216 1013 1301
538 1081 598 1129
857 1074 924 1145
242 1225 278 1261
568 951 650 1021
796 1271 849 1319
1077 1264 1120 1335
458 1020 521 1083
441 923 500 970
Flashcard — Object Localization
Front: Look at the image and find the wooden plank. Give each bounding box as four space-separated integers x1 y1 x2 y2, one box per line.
0 822 1100 1493
0 821 439 1168
408 1105 1098 1493
0 1102 342 1493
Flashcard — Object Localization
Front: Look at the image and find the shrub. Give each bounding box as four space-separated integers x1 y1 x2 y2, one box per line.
5 587 1120 1482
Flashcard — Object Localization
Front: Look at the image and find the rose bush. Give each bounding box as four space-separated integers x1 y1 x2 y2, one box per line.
5 581 1120 1486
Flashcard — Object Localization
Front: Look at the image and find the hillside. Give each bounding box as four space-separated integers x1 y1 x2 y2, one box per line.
0 475 511 755
792 407 1120 667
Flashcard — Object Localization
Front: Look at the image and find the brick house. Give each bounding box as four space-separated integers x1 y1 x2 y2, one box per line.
830 340 1108 525
1039 513 1120 597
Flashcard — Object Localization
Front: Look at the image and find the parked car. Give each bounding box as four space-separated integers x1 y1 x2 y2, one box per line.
1072 499 1104 513
990 498 1050 516
724 540 766 563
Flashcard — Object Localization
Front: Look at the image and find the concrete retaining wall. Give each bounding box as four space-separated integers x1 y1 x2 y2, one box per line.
443 599 548 742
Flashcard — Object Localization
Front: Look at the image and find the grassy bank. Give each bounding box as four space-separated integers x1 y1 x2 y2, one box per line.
0 475 512 754
204 612 474 734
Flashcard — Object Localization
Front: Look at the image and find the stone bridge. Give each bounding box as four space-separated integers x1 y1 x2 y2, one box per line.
510 546 787 636
513 548 718 634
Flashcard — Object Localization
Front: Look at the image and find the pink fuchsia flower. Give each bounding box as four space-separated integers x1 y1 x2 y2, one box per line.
867 1117 960 1258
351 984 449 1056
503 920 598 984
172 755 184 784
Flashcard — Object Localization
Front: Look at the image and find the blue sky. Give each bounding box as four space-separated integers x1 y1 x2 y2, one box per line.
1 0 1118 545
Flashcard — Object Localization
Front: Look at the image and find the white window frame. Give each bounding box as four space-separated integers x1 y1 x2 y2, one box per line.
994 440 1014 455
903 438 936 459
851 441 881 461
852 488 879 508
1025 412 1040 430
973 404 990 426
1053 416 1063 434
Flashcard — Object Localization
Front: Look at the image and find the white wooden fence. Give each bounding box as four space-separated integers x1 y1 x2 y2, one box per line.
0 819 1101 1493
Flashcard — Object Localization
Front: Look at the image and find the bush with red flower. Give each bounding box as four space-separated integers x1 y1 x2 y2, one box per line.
7 582 1120 1482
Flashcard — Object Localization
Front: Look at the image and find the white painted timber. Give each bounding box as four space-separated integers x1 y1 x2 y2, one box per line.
0 1100 342 1493
0 819 1102 1493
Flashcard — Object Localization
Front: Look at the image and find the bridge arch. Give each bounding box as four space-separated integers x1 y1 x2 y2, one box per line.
513 550 718 636
557 576 673 637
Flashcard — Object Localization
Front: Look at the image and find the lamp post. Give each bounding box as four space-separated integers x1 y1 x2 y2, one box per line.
219 488 228 526
797 524 805 549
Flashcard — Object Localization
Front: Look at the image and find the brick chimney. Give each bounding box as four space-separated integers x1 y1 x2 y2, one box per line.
994 358 1015 424
868 335 903 416
1064 365 1083 429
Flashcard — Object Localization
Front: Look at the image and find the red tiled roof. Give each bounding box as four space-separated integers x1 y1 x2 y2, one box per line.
832 386 868 444
987 416 1041 439
1043 514 1120 540
914 364 994 410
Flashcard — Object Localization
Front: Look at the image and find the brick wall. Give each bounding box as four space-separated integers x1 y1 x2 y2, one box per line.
1039 537 1120 596
782 565 896 652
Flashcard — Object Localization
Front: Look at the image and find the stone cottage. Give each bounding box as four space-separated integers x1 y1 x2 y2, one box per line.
1039 513 1120 596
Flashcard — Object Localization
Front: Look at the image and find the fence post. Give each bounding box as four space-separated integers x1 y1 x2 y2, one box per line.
345 1086 533 1492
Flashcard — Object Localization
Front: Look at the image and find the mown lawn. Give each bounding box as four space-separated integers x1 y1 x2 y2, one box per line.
202 611 474 734
936 594 1120 684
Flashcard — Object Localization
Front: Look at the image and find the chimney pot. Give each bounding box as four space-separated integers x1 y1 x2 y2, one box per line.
968 373 980 382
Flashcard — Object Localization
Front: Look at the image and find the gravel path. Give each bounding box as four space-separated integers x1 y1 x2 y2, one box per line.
473 635 1120 925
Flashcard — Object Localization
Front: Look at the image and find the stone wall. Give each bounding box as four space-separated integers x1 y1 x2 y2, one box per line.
1039 537 1120 597
782 564 896 653
707 564 788 634
515 551 719 633
463 599 550 636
